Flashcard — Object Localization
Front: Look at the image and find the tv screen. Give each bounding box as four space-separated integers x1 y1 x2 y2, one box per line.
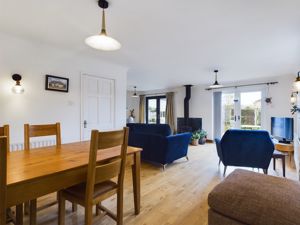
271 117 294 143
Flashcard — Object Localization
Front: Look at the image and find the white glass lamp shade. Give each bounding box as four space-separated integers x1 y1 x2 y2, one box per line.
291 95 297 104
12 84 24 94
294 80 300 91
85 34 121 51
209 81 223 89
132 92 139 98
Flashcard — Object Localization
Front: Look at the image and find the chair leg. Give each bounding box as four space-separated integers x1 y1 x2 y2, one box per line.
186 156 189 161
72 203 77 212
162 164 166 171
117 188 124 225
16 204 23 225
273 158 276 170
263 169 268 174
29 199 37 225
282 157 286 177
85 205 93 225
24 201 30 215
95 203 102 216
58 192 65 225
223 166 227 177
218 159 221 166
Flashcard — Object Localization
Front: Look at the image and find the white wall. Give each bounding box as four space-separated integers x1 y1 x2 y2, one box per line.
172 75 294 139
0 33 128 145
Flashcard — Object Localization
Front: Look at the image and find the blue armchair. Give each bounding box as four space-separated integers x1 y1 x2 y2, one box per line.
215 129 274 175
127 123 192 168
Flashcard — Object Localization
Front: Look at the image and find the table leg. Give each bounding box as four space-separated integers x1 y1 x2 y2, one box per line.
0 198 5 225
29 199 37 225
282 157 286 178
131 152 141 215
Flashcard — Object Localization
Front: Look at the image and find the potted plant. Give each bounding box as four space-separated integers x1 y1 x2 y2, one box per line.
199 130 207 145
191 131 200 146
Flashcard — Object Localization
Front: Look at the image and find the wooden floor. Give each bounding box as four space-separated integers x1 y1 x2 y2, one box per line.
11 144 297 225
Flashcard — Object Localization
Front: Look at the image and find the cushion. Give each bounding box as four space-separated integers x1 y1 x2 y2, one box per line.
64 180 118 200
127 123 172 136
208 169 300 225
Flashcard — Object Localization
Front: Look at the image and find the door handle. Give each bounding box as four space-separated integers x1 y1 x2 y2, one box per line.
234 116 237 121
238 116 240 120
83 120 87 128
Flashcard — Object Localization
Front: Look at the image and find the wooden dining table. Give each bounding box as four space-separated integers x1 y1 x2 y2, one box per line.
5 141 142 224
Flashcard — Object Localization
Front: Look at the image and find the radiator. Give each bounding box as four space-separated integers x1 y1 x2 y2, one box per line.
10 139 56 152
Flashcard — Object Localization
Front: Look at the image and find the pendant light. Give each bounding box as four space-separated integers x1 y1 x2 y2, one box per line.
132 86 139 98
209 70 223 89
85 0 121 51
294 71 300 91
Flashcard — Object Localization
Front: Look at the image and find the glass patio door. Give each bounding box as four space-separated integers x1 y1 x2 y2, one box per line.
221 90 263 134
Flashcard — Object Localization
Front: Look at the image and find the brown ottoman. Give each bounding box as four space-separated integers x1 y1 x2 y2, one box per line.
208 169 300 225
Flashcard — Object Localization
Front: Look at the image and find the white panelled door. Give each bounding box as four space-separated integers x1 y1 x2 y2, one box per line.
81 74 115 140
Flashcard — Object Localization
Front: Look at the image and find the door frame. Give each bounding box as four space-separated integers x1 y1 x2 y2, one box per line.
218 85 267 133
80 73 116 141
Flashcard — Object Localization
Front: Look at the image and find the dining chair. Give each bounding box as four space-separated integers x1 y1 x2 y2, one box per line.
24 122 76 224
58 127 129 225
0 125 10 152
0 136 24 225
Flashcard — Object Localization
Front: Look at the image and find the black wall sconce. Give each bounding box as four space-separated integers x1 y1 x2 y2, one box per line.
12 74 24 94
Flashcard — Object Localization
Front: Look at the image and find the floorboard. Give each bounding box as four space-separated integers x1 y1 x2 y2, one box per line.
9 144 297 225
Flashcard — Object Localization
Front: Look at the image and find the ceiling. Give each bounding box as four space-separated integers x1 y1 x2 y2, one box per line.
0 0 300 91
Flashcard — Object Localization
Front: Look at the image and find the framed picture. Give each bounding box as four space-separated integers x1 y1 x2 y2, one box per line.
45 75 69 93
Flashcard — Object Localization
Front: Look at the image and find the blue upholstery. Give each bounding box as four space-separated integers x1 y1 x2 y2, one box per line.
127 123 192 165
215 129 274 170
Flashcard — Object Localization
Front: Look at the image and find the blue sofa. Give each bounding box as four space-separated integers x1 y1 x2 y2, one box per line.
127 123 192 168
215 129 274 175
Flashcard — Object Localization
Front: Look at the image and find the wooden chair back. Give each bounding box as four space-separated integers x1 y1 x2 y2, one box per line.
0 136 7 225
85 127 129 203
24 123 61 150
0 125 10 152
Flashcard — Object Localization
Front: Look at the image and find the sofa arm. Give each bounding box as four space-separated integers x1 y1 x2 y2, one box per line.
165 132 192 164
208 169 300 225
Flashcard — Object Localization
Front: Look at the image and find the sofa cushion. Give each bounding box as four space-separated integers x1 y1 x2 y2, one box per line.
208 169 300 225
127 123 172 136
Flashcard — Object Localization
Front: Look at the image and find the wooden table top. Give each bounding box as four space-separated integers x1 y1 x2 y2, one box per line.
7 141 142 186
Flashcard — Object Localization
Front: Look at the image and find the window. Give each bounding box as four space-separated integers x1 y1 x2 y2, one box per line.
146 96 166 124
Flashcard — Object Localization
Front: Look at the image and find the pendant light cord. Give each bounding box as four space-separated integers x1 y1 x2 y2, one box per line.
101 9 107 35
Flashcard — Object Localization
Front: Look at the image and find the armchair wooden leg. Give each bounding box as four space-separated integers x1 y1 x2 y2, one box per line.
16 204 23 225
273 158 276 170
29 199 37 225
186 156 189 161
223 166 227 177
58 192 65 225
263 169 268 174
